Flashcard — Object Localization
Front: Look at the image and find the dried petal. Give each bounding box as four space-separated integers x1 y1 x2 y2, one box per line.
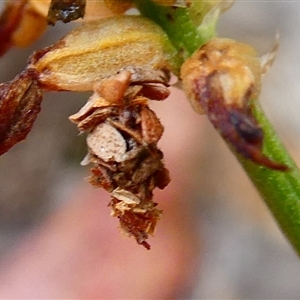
76 107 118 132
141 106 164 144
94 70 131 103
111 187 141 205
69 93 116 124
139 84 170 101
132 150 164 184
87 123 126 162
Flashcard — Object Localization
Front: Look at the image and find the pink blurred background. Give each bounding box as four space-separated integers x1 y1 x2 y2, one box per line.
0 1 300 298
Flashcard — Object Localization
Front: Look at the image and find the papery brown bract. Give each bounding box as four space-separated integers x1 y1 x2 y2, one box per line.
70 70 171 249
0 15 178 248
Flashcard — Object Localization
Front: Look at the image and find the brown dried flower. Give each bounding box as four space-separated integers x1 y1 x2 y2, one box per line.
70 69 171 249
0 70 42 155
0 15 178 248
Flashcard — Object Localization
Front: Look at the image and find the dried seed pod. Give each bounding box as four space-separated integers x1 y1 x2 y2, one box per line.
29 15 181 91
181 38 287 170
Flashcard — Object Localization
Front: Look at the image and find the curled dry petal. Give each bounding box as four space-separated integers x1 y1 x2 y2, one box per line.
181 38 288 170
0 70 43 155
141 106 164 144
139 84 170 100
94 70 132 103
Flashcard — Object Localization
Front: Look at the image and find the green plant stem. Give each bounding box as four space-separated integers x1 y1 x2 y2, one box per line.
133 0 214 59
241 103 300 253
135 0 300 255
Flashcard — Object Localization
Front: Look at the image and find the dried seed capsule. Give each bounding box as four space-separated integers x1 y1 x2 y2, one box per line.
29 15 181 91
